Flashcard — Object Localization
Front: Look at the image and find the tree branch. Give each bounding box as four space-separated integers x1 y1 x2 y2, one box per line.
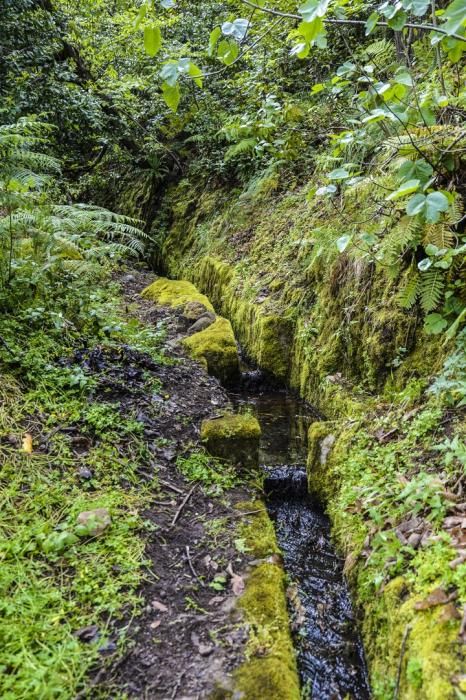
240 0 466 43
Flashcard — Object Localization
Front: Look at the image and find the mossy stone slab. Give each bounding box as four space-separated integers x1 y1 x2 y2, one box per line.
201 413 261 468
183 317 240 384
141 277 214 311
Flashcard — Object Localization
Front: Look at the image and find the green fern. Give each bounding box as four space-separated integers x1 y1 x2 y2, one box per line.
398 268 419 309
224 138 257 162
419 269 444 312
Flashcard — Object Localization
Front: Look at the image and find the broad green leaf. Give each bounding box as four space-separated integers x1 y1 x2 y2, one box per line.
161 0 176 7
217 39 239 65
221 18 250 41
365 11 380 35
328 167 350 180
406 192 427 216
336 234 351 252
311 83 325 93
362 109 388 123
402 0 429 15
144 25 162 57
160 61 179 86
442 0 466 36
298 0 330 23
386 179 421 201
425 191 450 223
162 82 180 111
134 5 148 30
398 159 433 183
424 313 448 334
394 67 413 87
388 10 407 30
298 18 325 43
290 41 310 58
188 62 203 88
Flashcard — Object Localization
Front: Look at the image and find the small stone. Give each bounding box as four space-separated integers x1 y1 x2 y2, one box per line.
74 624 99 643
198 643 214 657
76 508 111 536
98 641 117 655
187 312 216 335
78 467 93 480
182 301 210 321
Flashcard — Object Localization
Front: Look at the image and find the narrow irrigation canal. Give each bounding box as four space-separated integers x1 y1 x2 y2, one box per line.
229 369 371 700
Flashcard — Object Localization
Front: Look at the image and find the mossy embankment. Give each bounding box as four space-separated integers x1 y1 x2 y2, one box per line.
155 178 466 699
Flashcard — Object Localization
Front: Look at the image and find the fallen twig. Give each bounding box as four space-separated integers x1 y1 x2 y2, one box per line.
185 545 204 586
159 478 184 495
171 485 196 527
394 625 411 700
170 670 186 699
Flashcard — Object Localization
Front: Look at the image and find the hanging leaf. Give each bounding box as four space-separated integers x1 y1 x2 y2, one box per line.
441 0 466 36
365 11 380 35
144 25 162 57
209 26 222 56
188 62 203 88
162 82 180 111
298 0 330 23
217 39 239 65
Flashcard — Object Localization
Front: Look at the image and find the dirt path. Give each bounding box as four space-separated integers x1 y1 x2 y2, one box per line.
90 270 256 699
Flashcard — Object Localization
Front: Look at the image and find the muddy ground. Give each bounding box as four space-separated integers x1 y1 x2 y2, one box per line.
82 270 258 699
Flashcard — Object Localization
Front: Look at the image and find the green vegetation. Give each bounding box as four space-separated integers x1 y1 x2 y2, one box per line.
1 0 465 697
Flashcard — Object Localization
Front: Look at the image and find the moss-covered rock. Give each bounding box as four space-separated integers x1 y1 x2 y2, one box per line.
183 317 240 384
230 504 300 700
201 413 261 468
141 276 214 312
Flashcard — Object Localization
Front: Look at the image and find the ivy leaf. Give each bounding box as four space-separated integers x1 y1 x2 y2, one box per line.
336 234 351 252
386 179 421 201
365 11 380 35
298 0 330 23
406 192 427 216
160 0 176 7
221 18 250 41
316 184 337 196
144 25 162 57
217 39 239 65
162 82 180 111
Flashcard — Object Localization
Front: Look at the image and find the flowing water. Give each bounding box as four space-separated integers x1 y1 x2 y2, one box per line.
229 369 371 700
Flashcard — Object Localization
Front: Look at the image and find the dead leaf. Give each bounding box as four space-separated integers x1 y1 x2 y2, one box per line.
150 620 161 630
152 599 168 613
414 587 456 610
227 562 245 597
343 552 358 575
22 433 33 454
439 603 461 623
449 550 466 569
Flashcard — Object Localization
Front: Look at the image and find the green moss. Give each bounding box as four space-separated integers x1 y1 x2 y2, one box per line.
141 276 214 311
232 506 300 700
201 414 261 467
201 414 261 442
236 501 280 558
183 317 240 384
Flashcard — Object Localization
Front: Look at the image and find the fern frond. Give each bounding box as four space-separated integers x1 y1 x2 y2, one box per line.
398 267 419 309
379 216 423 265
423 223 455 249
419 269 444 312
224 138 257 162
